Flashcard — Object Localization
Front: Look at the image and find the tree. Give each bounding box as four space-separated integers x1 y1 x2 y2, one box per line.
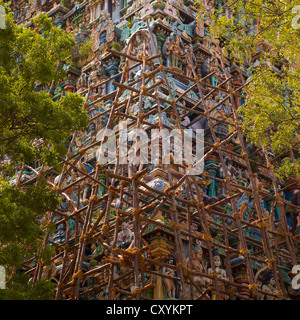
0 3 88 299
196 0 300 179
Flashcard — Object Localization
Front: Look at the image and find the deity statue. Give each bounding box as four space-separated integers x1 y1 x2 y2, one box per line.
162 255 176 299
76 72 88 92
261 272 277 300
88 59 107 96
184 44 195 78
208 249 229 299
88 60 104 86
117 222 134 249
163 33 185 70
131 31 151 58
182 244 210 299
219 158 237 182
207 56 222 86
187 245 209 286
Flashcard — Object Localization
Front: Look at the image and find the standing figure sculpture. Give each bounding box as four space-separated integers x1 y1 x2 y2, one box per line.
162 255 176 299
208 249 229 299
183 244 209 299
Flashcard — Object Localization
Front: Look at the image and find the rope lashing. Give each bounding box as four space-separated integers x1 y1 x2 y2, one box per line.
240 248 250 256
72 270 84 280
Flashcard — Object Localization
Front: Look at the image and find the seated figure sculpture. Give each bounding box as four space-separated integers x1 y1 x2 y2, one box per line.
117 222 134 249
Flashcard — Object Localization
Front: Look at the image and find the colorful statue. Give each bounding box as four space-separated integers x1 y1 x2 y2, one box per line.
188 245 209 285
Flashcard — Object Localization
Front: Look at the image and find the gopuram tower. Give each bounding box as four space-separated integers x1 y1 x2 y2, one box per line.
9 0 300 300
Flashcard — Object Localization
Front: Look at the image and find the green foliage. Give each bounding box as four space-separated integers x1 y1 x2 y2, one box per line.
78 39 93 59
0 180 59 299
0 275 56 300
60 0 71 8
0 3 88 299
196 0 300 179
110 41 125 52
152 1 166 10
0 5 88 167
126 17 134 30
0 181 59 249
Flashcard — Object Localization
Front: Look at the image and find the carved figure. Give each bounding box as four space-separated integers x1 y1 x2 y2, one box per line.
117 222 134 249
162 255 176 298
